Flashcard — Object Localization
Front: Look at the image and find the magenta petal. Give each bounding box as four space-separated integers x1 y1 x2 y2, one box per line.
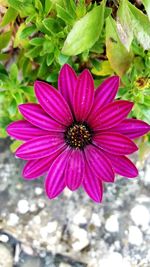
88 100 133 130
23 145 66 179
19 103 64 132
94 132 138 155
45 148 71 199
34 81 73 125
58 64 77 112
85 145 114 182
65 149 84 191
83 162 103 203
6 120 49 141
88 76 119 122
16 134 65 160
73 69 94 121
103 151 138 178
109 119 150 139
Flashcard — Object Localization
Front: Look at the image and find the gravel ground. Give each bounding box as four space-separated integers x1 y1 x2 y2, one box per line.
0 139 150 267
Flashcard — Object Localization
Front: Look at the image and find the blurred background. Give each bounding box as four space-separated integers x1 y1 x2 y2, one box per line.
0 0 150 266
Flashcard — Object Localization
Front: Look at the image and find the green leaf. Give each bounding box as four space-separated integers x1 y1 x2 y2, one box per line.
43 18 61 34
25 46 41 59
9 63 18 82
58 53 69 65
8 0 35 16
0 53 10 61
56 4 74 25
8 99 17 117
46 53 54 66
0 7 18 27
128 2 150 50
0 31 12 50
20 25 37 39
142 0 150 20
62 5 104 56
10 140 23 152
117 0 133 51
106 16 133 77
45 0 53 15
29 37 44 46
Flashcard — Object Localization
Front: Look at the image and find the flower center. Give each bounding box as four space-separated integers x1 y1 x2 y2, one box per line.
65 122 92 149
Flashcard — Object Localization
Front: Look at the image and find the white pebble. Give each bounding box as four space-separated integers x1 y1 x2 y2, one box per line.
105 214 119 232
99 252 122 267
71 225 89 251
7 213 19 226
128 226 143 245
91 213 101 227
47 221 58 233
35 187 43 195
130 205 150 229
0 234 9 243
17 199 29 214
144 166 150 184
73 209 87 225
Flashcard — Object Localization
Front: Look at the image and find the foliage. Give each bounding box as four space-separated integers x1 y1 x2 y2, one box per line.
0 0 150 143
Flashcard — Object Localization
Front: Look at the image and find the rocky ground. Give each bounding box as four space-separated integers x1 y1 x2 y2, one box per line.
0 139 150 267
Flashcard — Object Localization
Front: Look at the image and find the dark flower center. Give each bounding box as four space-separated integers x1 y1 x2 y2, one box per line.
65 122 93 149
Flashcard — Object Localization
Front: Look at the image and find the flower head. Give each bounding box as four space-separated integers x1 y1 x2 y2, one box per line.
7 64 150 202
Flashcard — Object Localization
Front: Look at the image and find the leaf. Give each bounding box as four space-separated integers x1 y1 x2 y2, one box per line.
62 5 104 56
0 31 11 50
29 37 44 46
9 63 18 82
117 0 133 51
8 99 17 117
106 16 133 77
25 46 40 59
142 0 150 20
0 7 18 27
128 2 150 50
10 140 23 152
20 25 37 39
43 18 61 34
8 0 35 16
91 61 114 76
46 53 54 66
45 0 53 16
56 4 74 25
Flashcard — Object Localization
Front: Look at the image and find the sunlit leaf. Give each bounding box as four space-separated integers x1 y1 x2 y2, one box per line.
0 7 18 27
128 2 150 50
117 0 133 51
92 61 114 76
62 5 104 56
142 0 150 20
0 31 11 50
106 16 133 77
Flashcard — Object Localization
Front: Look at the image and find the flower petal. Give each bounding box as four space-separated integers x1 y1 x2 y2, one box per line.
94 132 138 155
85 145 114 182
88 76 119 122
7 120 49 141
34 81 73 125
65 149 84 191
58 64 77 112
73 69 94 121
19 103 64 132
109 119 150 139
88 100 133 130
83 162 103 203
103 151 138 178
16 134 65 160
45 148 71 199
23 145 66 179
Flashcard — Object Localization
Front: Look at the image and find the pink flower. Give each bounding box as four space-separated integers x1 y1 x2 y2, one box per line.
7 64 150 202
